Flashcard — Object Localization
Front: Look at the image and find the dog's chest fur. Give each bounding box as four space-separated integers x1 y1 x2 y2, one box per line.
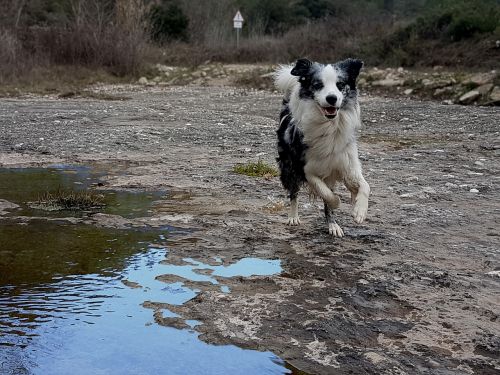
291 99 360 180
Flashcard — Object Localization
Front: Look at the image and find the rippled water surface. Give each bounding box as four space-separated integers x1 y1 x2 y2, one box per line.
0 166 295 375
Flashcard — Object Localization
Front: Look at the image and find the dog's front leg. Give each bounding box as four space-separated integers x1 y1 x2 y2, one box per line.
344 169 370 224
306 174 340 209
306 174 343 236
324 201 344 237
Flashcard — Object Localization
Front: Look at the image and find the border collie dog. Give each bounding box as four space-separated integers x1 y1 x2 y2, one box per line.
274 58 370 237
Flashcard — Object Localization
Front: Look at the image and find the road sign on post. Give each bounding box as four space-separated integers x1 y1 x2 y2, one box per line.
233 10 244 48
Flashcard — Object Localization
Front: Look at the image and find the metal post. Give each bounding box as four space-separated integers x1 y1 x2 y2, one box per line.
233 11 243 49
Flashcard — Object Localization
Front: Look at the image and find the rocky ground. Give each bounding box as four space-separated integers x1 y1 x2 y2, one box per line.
1 83 499 374
131 63 500 107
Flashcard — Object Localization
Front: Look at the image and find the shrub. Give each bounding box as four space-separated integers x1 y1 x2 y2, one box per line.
0 29 30 82
25 25 147 76
412 0 499 41
149 1 189 43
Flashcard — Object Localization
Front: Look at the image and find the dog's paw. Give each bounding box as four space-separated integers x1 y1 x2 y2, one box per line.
352 201 368 224
329 222 344 237
287 216 301 226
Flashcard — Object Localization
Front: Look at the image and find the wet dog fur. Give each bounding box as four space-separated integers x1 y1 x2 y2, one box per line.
275 58 370 237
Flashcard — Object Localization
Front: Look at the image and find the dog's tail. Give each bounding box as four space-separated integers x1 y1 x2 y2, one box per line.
274 65 297 97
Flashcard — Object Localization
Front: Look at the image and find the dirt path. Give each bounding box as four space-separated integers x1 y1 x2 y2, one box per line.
1 85 499 374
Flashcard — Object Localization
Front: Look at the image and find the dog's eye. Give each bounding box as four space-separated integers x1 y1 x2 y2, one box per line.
336 82 346 90
311 82 323 90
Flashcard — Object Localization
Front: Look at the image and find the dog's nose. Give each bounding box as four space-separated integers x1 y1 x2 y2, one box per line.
325 94 337 106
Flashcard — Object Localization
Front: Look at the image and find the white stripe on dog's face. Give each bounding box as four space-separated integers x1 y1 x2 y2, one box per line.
316 65 343 108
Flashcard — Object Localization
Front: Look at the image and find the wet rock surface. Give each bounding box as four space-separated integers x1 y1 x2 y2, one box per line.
1 85 499 374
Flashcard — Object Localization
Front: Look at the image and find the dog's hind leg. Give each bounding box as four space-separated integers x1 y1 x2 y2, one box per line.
324 201 344 237
287 184 300 226
279 156 302 226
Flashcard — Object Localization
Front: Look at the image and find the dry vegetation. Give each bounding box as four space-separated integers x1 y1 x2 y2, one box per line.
32 189 105 211
0 0 498 94
0 0 150 90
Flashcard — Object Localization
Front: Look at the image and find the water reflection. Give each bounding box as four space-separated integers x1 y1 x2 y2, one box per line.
0 166 164 218
0 166 294 374
0 224 291 375
158 257 282 288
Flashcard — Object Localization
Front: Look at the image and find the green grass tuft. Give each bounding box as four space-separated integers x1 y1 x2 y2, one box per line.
233 161 278 178
32 189 105 211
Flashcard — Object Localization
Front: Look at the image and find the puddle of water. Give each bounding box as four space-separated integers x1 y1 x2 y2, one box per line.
1 248 291 374
0 166 163 218
0 225 293 375
0 166 295 374
0 219 163 285
161 257 282 286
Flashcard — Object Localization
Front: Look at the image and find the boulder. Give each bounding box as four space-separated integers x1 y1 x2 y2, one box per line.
459 90 480 104
464 72 497 87
155 64 175 73
367 68 386 80
423 78 453 89
477 83 493 96
372 78 404 87
422 78 434 87
489 86 500 103
138 77 148 85
357 78 367 86
433 86 455 97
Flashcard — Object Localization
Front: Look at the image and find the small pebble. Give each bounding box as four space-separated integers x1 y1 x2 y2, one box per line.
428 360 440 368
486 271 500 278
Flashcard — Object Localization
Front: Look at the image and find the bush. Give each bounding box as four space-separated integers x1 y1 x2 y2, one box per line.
1 0 149 78
375 0 500 67
412 0 499 41
149 1 189 43
0 29 22 81
27 25 147 76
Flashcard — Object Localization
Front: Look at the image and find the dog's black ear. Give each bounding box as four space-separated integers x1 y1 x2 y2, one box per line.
291 58 313 77
339 58 363 81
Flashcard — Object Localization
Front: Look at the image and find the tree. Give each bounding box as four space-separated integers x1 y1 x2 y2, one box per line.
149 0 189 42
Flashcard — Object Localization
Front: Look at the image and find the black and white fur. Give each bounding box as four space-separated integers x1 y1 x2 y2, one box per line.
275 58 370 237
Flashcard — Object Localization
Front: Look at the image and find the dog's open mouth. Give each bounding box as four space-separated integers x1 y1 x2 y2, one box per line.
320 106 338 119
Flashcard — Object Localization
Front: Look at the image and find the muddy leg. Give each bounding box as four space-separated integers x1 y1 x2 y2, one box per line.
324 201 344 237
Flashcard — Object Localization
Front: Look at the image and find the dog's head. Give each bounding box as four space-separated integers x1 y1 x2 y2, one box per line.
291 58 363 120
